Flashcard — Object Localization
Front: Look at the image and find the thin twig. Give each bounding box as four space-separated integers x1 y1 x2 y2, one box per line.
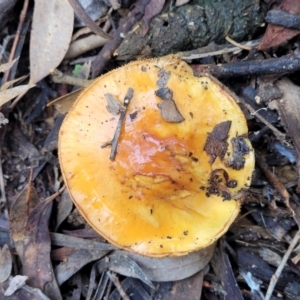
68 0 113 40
2 0 29 84
266 10 300 29
265 229 300 300
178 39 260 60
51 69 93 87
255 155 290 207
107 271 130 300
239 101 285 143
225 36 252 51
101 88 133 161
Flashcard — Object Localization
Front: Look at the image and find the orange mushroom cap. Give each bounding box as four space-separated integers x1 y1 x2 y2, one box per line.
59 56 255 257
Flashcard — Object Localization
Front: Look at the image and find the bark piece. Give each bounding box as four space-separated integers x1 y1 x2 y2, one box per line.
115 0 266 59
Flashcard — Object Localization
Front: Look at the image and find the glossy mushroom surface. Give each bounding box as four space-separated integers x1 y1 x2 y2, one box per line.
59 56 254 257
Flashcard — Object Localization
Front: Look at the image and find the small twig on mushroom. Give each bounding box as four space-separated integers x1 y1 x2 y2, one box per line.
101 87 134 161
107 271 130 300
265 229 300 300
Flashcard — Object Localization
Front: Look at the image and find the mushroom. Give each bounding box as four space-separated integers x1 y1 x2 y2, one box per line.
58 56 254 258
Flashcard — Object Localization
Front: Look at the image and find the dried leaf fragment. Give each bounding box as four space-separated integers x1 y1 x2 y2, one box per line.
0 245 12 283
104 93 126 115
30 0 74 83
156 87 185 123
204 121 232 164
0 57 19 73
157 69 171 88
0 84 35 107
4 275 28 296
258 0 300 50
226 136 250 170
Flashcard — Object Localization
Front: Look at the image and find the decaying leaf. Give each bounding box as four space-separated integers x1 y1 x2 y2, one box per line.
54 248 110 285
55 189 73 231
226 136 250 170
104 93 126 115
23 198 62 299
156 69 171 88
211 245 244 300
0 244 12 283
0 84 35 107
30 0 74 83
0 74 29 92
49 89 83 114
0 57 19 73
0 112 8 127
273 77 300 192
96 251 155 289
10 184 62 299
10 183 40 259
4 275 28 296
156 87 185 123
204 121 232 164
258 0 300 50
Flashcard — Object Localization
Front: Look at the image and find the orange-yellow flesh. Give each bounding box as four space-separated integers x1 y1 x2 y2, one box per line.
59 57 255 257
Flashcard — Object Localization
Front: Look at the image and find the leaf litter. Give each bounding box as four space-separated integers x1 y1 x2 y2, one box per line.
2 0 300 299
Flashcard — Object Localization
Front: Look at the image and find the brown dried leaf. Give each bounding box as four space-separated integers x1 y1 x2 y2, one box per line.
155 271 204 299
211 245 243 300
156 87 185 123
0 75 29 92
49 89 82 114
10 185 61 299
258 0 300 50
0 84 35 107
0 245 12 283
204 121 232 164
23 198 61 299
274 77 300 192
142 0 165 35
10 183 40 259
96 251 155 289
55 189 73 231
29 0 74 84
104 93 126 115
54 248 109 285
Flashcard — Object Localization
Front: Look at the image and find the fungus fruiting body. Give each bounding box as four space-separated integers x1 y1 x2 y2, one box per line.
59 56 255 257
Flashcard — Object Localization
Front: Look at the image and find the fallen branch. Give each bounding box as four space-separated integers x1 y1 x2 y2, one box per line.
191 50 300 78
